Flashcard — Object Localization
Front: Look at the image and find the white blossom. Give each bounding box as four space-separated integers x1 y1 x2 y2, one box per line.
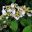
19 8 25 17
7 9 11 12
2 8 6 15
2 6 7 15
2 6 5 9
14 3 18 7
6 16 9 19
3 21 6 23
14 16 20 20
27 13 32 17
16 6 20 11
2 3 32 20
11 9 16 14
11 3 15 8
21 11 25 16
31 10 32 13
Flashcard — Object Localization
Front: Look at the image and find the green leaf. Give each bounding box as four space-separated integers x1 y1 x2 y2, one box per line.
10 21 18 31
5 0 11 4
0 20 3 24
11 0 16 3
19 17 32 26
5 0 16 4
23 25 32 32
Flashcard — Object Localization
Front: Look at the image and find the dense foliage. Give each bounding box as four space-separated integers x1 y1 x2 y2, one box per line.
0 0 32 32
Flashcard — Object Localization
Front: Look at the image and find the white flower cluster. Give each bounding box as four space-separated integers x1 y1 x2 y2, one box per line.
2 3 32 20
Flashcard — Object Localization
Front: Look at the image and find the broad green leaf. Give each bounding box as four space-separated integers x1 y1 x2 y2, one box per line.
11 0 16 3
23 25 32 32
5 0 11 4
19 17 32 26
5 0 16 4
10 21 18 31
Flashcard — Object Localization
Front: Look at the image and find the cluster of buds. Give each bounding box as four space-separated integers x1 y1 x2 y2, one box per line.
1 3 32 20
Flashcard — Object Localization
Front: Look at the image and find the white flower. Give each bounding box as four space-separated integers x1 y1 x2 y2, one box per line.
16 6 20 11
11 9 16 14
7 9 11 12
14 3 18 7
2 9 6 15
31 10 32 13
11 3 15 8
2 6 5 9
3 21 6 23
23 5 26 8
19 8 25 17
27 13 32 17
0 18 2 20
14 16 20 20
12 7 25 20
21 10 25 16
7 8 16 15
6 16 9 19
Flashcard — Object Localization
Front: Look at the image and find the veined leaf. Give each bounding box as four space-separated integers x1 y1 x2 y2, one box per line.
19 17 32 26
23 25 32 32
10 21 18 31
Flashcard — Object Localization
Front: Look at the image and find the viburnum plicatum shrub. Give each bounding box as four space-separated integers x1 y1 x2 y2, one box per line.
0 3 32 32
